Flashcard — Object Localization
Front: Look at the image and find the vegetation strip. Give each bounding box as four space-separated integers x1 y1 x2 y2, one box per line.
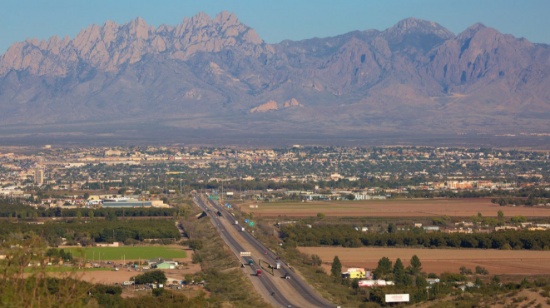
67 246 186 260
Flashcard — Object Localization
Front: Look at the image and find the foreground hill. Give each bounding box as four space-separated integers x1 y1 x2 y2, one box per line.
0 12 549 144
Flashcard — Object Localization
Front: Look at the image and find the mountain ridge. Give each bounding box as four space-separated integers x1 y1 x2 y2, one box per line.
0 11 548 143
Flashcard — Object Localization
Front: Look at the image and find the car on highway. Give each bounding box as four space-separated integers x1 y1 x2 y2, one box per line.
284 273 291 279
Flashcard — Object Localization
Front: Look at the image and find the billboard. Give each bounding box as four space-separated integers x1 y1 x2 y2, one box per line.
385 294 409 303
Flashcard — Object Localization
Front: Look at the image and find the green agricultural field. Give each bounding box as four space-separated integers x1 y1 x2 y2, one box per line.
68 246 186 261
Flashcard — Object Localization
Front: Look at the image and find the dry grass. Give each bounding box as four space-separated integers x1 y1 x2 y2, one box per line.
240 198 550 217
298 246 550 275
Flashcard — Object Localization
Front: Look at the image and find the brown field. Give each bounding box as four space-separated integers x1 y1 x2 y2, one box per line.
298 246 550 275
240 198 550 217
49 247 200 285
76 267 200 285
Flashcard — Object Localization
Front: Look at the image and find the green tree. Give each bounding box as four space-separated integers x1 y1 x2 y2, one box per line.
393 258 406 286
387 223 396 233
373 257 392 279
497 210 504 220
511 216 526 223
408 254 422 275
46 248 60 263
311 254 322 266
105 211 118 221
331 256 342 278
316 212 326 220
188 239 203 251
133 270 167 285
415 275 428 288
152 288 165 297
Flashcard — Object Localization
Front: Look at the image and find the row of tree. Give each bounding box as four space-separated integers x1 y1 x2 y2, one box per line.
491 197 549 206
0 201 177 219
281 224 550 250
0 219 181 246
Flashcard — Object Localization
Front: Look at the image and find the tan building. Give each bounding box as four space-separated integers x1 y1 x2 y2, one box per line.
34 168 44 186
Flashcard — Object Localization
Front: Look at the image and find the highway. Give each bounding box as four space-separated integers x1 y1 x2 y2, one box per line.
193 194 335 308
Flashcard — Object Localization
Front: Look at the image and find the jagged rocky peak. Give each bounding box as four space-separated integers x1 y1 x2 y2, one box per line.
178 11 263 44
126 17 152 39
455 23 495 43
385 17 454 38
0 11 270 76
214 11 240 26
381 17 455 52
454 22 534 52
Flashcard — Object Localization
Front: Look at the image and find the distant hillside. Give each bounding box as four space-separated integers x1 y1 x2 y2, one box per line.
0 11 548 144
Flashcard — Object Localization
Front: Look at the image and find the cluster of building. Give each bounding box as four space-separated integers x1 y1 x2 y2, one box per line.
342 267 440 288
84 258 179 271
0 145 547 205
27 195 169 209
90 196 169 208
341 268 395 288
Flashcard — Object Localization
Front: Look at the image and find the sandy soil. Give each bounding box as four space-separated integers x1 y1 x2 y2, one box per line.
74 266 201 285
414 288 550 308
298 246 550 275
241 199 550 217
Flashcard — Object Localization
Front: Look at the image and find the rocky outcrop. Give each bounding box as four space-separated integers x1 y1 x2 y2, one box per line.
250 98 302 113
282 98 302 108
250 100 278 113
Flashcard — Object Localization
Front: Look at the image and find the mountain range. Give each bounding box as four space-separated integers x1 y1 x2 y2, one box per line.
0 11 549 145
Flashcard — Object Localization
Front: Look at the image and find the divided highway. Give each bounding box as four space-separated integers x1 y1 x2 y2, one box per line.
193 194 335 308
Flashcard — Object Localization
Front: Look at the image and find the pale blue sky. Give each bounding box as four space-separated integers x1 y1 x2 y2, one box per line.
1 0 548 53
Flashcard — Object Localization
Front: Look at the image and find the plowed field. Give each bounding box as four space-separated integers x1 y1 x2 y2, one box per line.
241 199 549 217
298 246 550 275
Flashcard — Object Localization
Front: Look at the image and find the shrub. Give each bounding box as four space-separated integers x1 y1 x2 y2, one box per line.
475 266 489 275
152 288 165 297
